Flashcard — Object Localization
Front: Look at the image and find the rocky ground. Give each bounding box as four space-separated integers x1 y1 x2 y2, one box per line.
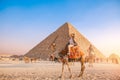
0 61 120 80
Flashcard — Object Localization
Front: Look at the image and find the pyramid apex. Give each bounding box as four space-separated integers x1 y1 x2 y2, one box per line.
58 22 73 29
64 22 72 25
65 22 69 24
61 22 74 29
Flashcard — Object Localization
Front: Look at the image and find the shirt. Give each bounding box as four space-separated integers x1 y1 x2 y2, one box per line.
69 38 75 45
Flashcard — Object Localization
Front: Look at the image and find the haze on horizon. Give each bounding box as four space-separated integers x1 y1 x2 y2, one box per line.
0 0 120 57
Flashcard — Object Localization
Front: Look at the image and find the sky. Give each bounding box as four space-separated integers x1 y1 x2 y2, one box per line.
0 0 120 57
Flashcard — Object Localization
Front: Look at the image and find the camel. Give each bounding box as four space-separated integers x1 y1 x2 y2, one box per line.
23 56 30 63
49 53 55 61
86 44 95 67
30 58 37 63
23 56 37 63
85 55 95 67
57 44 85 79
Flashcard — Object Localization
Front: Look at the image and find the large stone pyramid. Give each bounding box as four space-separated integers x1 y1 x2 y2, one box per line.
25 22 105 60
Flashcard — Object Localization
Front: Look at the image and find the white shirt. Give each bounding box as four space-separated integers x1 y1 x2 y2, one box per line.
69 38 75 45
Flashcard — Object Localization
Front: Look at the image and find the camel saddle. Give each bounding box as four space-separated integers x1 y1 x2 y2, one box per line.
68 46 84 59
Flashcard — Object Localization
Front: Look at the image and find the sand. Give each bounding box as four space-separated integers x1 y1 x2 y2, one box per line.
0 61 120 80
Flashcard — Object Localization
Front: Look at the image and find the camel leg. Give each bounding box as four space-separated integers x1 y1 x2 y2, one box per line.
91 59 94 67
78 57 85 77
66 62 72 79
60 62 65 79
89 58 93 67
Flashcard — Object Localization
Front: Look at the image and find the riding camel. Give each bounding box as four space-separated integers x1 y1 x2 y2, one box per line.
50 33 85 79
59 44 85 79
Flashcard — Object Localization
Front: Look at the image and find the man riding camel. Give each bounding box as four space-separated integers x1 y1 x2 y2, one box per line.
67 33 77 55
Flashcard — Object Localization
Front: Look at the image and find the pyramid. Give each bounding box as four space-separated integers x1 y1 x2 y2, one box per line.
108 54 120 64
25 22 105 60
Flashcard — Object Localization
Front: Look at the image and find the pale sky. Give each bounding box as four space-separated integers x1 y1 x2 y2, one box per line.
0 0 120 57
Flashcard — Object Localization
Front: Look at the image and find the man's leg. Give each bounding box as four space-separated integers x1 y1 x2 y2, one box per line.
68 45 73 55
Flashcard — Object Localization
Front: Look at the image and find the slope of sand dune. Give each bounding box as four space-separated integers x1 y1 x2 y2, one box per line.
0 61 120 80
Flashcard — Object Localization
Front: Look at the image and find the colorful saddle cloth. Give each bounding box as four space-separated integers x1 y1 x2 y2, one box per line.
68 46 84 59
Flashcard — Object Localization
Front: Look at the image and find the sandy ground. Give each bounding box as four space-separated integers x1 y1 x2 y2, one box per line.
0 61 120 80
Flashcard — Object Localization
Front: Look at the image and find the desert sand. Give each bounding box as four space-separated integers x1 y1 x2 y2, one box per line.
0 61 120 80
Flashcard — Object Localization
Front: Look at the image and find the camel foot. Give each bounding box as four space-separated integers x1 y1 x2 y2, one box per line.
59 75 62 78
69 74 73 79
78 72 83 77
59 75 64 79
